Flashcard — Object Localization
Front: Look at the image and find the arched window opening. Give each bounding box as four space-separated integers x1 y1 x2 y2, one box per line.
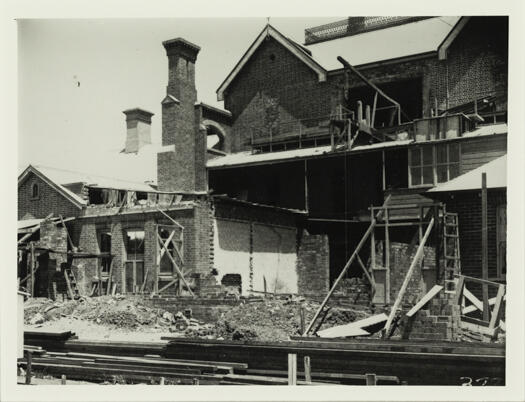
31 182 39 199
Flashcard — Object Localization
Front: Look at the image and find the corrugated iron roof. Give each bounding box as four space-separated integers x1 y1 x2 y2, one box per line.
306 17 461 70
427 154 506 193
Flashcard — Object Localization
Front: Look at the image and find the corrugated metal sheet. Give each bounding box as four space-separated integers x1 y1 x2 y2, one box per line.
428 154 506 193
306 17 461 70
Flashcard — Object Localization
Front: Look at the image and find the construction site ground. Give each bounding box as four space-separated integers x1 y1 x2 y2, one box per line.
24 295 374 342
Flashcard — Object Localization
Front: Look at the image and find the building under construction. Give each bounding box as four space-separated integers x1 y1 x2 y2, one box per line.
17 16 508 385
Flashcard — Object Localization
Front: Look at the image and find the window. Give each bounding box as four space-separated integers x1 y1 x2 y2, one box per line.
30 183 39 199
124 229 145 293
409 143 461 187
125 230 145 260
97 230 112 274
159 227 175 274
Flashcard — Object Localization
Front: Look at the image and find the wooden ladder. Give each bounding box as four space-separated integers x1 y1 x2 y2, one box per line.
64 268 80 300
443 212 461 294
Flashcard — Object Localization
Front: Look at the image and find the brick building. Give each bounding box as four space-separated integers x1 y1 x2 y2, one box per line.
18 17 507 310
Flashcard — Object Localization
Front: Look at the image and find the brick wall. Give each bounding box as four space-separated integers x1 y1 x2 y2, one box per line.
18 171 81 220
223 17 507 153
446 17 508 109
224 37 333 152
296 229 330 295
158 39 207 193
70 204 214 296
444 190 506 281
374 240 437 306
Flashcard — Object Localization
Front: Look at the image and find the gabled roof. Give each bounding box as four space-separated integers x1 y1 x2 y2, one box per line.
31 165 157 193
306 16 462 70
216 24 327 101
427 154 506 193
18 165 87 208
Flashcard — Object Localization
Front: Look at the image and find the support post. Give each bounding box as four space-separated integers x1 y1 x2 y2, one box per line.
287 353 297 385
481 172 489 321
384 218 435 336
304 160 309 213
365 373 377 385
61 375 66 385
385 208 390 304
30 242 35 297
304 356 312 383
25 351 32 384
381 150 386 191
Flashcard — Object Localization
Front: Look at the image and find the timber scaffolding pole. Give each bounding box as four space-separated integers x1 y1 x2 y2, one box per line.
337 56 402 127
303 199 443 337
303 195 391 336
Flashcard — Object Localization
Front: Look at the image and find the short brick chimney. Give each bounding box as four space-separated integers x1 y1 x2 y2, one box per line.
123 108 154 153
157 38 207 192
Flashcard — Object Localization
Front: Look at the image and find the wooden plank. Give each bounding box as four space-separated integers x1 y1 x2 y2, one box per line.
385 207 390 304
384 218 435 336
155 206 185 230
365 373 377 385
488 284 505 332
356 254 375 287
304 356 311 383
406 285 443 317
463 287 483 310
287 354 297 385
303 196 391 336
318 314 388 338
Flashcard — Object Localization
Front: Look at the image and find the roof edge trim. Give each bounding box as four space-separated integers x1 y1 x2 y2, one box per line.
18 165 85 209
216 24 327 101
437 17 470 60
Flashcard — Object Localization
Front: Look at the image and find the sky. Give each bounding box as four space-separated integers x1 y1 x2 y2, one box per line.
17 18 341 173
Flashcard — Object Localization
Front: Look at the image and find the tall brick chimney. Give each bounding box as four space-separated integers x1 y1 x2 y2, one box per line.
122 108 154 153
157 38 207 192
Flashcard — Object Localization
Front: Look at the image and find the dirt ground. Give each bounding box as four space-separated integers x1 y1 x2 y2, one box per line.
24 295 372 342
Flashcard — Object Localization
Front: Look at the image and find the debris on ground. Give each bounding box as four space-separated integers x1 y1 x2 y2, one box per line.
24 295 373 342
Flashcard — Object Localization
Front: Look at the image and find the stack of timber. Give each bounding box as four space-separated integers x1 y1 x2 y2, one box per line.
23 330 504 385
163 337 504 385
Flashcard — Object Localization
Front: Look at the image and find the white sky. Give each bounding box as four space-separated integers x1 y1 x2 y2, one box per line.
17 18 341 172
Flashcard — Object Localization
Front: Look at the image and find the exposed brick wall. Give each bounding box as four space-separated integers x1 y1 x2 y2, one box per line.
296 229 330 295
18 171 81 220
446 17 508 109
158 39 207 193
375 240 437 306
223 17 507 153
69 205 213 296
224 37 333 152
444 190 506 280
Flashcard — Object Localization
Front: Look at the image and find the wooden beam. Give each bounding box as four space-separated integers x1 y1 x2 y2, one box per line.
287 354 297 385
303 356 311 384
59 215 76 251
30 242 35 297
163 247 194 297
481 172 489 321
406 285 443 317
488 284 505 332
356 254 375 288
303 196 391 335
384 217 435 336
385 207 390 304
463 287 483 311
155 206 185 230
337 56 401 112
